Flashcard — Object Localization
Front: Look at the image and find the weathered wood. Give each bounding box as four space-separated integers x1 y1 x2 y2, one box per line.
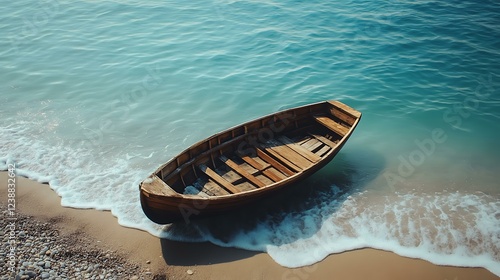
315 145 331 157
313 115 349 136
199 164 241 194
237 152 271 170
239 154 286 182
259 142 305 171
235 181 257 192
238 161 259 174
162 132 251 182
268 141 313 169
255 173 275 185
256 148 295 176
140 100 362 224
220 155 266 188
328 100 361 119
296 136 312 145
330 108 356 126
309 133 339 148
221 169 243 184
300 138 321 150
202 179 230 196
141 175 180 197
264 168 287 182
278 136 321 162
300 137 318 150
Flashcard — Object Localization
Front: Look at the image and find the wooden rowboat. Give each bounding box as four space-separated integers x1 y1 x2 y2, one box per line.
140 100 361 224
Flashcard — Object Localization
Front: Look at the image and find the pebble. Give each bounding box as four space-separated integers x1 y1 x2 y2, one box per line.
0 205 162 280
187 269 194 275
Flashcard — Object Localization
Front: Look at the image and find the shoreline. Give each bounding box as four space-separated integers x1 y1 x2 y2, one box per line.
1 171 498 280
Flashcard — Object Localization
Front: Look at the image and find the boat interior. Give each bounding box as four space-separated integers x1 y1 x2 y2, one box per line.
153 102 356 197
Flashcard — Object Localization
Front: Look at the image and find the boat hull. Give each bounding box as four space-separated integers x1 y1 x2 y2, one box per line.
140 100 361 224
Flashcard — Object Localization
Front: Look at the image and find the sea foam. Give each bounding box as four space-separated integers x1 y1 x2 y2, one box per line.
170 189 500 276
2 122 499 276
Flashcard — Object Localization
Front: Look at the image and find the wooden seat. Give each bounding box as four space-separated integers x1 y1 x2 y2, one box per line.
141 175 181 197
313 115 349 136
259 143 305 171
255 148 295 176
309 133 339 148
238 152 287 182
300 137 323 151
198 164 241 194
278 136 321 162
220 155 266 188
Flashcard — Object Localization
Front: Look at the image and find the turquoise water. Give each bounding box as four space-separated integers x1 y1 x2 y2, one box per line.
1 0 499 275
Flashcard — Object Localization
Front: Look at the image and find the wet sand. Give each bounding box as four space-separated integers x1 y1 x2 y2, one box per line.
1 172 498 280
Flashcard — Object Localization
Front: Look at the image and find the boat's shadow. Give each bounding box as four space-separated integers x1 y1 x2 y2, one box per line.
160 146 385 266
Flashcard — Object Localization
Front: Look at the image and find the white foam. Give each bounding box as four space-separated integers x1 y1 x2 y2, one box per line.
0 124 168 237
1 126 499 277
264 192 500 276
165 189 499 276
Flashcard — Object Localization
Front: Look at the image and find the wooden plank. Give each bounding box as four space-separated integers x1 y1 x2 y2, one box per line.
141 175 180 197
199 180 230 196
328 100 361 119
330 108 356 126
263 140 313 170
300 138 320 150
313 115 349 136
256 148 295 176
315 145 331 157
235 181 257 192
237 153 271 170
199 164 241 194
308 140 324 151
259 143 304 171
263 168 287 182
207 180 231 196
278 136 321 162
221 169 243 184
309 133 339 148
220 155 266 188
238 162 259 174
255 173 274 185
239 154 286 182
296 136 312 145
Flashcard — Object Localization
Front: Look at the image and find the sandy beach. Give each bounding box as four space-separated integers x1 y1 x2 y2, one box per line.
1 171 498 280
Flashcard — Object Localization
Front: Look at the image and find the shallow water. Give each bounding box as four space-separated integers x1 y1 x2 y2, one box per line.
1 0 499 276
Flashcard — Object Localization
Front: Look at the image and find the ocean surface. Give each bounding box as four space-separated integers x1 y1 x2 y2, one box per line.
1 0 499 276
